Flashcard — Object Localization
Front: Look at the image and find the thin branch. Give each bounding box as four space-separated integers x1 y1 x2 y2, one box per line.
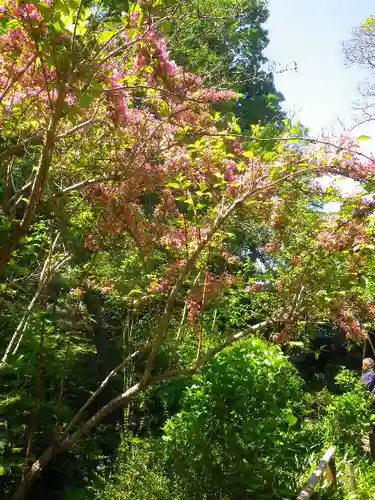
97 85 202 103
0 55 37 104
195 270 208 365
0 233 70 368
50 174 121 198
3 157 15 212
0 136 43 164
58 116 96 139
12 255 72 358
197 320 271 368
188 133 375 162
62 344 150 436
71 0 84 50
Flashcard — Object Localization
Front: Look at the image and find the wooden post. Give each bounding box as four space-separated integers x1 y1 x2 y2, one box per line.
363 337 368 360
297 447 336 500
325 454 336 491
345 462 356 493
369 431 375 459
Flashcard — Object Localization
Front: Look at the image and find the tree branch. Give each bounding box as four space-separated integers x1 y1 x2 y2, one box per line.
62 343 150 436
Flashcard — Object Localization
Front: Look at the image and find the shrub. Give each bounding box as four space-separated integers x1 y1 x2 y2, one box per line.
162 336 313 499
91 434 184 500
320 369 373 455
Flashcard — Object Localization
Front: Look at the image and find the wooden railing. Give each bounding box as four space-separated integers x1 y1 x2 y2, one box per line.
296 447 336 499
296 432 375 498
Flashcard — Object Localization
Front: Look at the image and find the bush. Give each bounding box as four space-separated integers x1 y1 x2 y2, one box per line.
320 369 373 455
93 349 373 500
162 336 313 499
91 434 184 500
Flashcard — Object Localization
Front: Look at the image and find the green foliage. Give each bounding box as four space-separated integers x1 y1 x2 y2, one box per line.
319 370 373 455
161 337 310 499
166 0 284 127
91 435 184 500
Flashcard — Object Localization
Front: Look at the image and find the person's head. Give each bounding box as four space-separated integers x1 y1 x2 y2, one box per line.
362 357 375 372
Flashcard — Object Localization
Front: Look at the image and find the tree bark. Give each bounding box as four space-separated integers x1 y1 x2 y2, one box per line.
0 91 65 274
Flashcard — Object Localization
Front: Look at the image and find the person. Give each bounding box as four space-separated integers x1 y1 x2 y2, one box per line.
361 358 375 458
361 357 375 395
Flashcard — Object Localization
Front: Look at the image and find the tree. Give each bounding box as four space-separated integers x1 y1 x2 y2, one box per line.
164 0 284 128
344 16 375 122
0 2 374 499
92 0 284 128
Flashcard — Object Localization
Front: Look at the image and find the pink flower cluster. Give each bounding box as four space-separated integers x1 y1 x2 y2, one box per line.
84 234 100 252
270 197 284 229
331 303 366 340
147 278 171 295
221 250 239 264
13 3 40 20
263 242 279 254
222 159 237 183
197 90 238 103
187 273 236 327
314 135 375 181
317 221 368 252
245 283 265 293
0 27 26 51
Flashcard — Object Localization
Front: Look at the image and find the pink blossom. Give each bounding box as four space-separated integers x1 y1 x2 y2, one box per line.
222 159 237 183
245 283 265 293
331 304 366 340
197 89 238 103
25 4 40 18
130 12 139 24
66 94 77 106
221 250 239 264
13 3 40 20
264 242 278 254
84 235 100 251
147 278 171 295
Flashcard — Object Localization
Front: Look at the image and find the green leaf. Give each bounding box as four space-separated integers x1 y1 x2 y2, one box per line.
232 123 241 134
60 12 75 32
285 411 297 426
0 18 8 35
243 151 254 158
52 21 64 33
98 31 116 44
357 135 371 141
78 92 93 108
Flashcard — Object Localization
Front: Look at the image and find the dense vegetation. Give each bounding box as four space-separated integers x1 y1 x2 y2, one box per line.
1 1 375 499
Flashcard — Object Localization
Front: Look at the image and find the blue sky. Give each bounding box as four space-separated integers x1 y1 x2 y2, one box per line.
266 0 375 156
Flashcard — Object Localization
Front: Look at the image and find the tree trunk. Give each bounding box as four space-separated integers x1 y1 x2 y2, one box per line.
0 91 65 274
83 290 123 416
11 381 143 500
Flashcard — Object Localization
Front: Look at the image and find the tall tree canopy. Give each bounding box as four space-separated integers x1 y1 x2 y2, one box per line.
0 1 374 499
163 0 284 128
344 15 375 121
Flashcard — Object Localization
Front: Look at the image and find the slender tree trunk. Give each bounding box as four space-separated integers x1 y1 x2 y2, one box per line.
23 336 44 478
0 91 65 274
